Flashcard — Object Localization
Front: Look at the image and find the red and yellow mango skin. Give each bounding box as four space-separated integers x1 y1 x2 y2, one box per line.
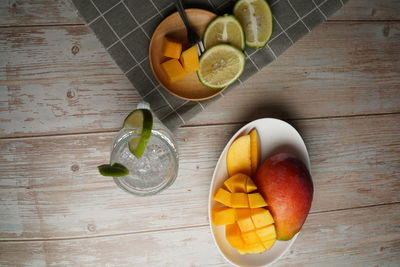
254 153 313 241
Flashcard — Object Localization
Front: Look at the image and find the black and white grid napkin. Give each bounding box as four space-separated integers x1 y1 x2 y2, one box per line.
71 0 348 131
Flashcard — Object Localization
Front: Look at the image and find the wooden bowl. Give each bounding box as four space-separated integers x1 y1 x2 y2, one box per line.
149 9 220 101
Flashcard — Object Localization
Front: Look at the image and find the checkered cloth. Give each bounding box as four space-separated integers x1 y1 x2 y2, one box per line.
71 0 348 131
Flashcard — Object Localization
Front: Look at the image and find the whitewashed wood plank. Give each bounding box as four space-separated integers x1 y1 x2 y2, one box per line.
0 203 399 266
0 114 399 239
0 0 399 27
190 22 400 125
0 0 82 27
1 23 400 137
0 25 142 137
331 0 400 21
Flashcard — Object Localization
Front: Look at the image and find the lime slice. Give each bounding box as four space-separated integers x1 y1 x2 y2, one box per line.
197 44 245 89
98 163 129 177
233 0 273 48
203 15 245 50
123 109 153 158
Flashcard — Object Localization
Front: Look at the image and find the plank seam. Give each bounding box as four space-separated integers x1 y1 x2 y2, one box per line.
0 202 398 243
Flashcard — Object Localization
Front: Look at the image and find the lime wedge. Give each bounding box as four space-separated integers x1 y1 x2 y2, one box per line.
197 44 245 89
233 0 273 48
123 109 153 158
98 163 129 177
203 15 245 50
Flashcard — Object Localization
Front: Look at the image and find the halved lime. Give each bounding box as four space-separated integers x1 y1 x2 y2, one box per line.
203 14 245 50
233 0 273 48
197 44 245 89
123 109 153 158
98 163 129 177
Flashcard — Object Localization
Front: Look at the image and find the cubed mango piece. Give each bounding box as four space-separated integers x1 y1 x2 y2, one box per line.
162 37 182 59
212 207 236 225
226 223 245 249
180 45 199 72
246 177 257 192
236 208 255 232
231 193 249 208
238 242 266 254
241 230 259 244
161 59 186 83
251 208 274 228
248 193 268 208
261 238 276 250
224 173 249 193
255 224 277 241
214 188 232 207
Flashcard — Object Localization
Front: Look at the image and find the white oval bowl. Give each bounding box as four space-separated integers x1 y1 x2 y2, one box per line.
208 118 311 267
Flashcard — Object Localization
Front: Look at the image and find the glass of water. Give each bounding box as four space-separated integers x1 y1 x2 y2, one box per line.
110 103 179 196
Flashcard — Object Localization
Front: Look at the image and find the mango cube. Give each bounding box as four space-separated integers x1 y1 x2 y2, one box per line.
248 193 268 208
236 208 255 232
226 223 245 249
251 208 274 228
161 59 186 83
238 242 265 254
246 177 257 192
180 45 199 72
214 188 232 207
212 207 236 225
231 193 249 208
162 37 182 59
241 230 259 244
255 225 277 241
262 239 276 250
224 173 248 193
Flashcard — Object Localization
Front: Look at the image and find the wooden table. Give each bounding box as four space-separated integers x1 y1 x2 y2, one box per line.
1 0 399 266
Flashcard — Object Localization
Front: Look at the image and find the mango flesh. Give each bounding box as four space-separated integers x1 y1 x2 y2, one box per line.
212 207 236 225
245 177 257 192
226 135 251 176
224 173 248 192
255 153 313 241
231 193 249 208
248 193 268 208
214 188 232 207
180 45 199 72
162 37 182 59
226 223 245 248
249 129 260 175
251 208 274 228
236 208 255 232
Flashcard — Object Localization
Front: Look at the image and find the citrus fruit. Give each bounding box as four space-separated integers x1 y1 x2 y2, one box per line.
123 109 153 158
197 44 245 89
233 0 273 48
98 163 129 177
203 14 245 50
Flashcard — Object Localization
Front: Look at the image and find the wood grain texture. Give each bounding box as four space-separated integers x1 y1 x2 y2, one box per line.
331 0 400 21
0 0 82 27
0 0 399 27
190 22 400 125
1 114 399 239
0 25 142 137
1 22 400 137
0 203 399 266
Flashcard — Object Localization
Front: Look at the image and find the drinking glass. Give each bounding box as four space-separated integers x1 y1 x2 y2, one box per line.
110 102 179 196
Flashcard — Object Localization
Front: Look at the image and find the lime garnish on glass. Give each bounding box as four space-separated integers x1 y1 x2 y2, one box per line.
203 14 245 50
123 108 153 158
233 0 273 48
197 44 245 89
98 163 129 177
